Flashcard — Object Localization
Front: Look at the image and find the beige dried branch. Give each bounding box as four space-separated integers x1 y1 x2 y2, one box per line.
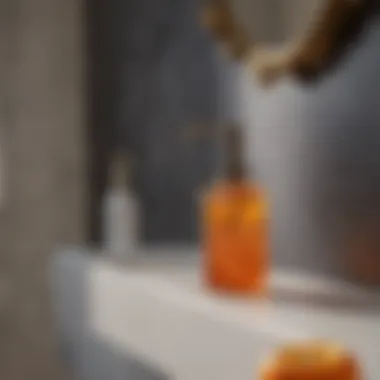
200 0 379 87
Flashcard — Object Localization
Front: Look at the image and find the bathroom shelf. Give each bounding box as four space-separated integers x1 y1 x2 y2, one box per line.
88 249 380 380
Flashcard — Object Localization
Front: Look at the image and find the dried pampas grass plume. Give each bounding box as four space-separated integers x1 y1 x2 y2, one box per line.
200 0 251 60
200 0 379 86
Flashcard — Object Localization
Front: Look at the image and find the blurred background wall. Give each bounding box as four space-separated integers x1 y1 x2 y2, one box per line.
0 0 86 378
238 5 380 275
2 0 380 378
87 0 221 245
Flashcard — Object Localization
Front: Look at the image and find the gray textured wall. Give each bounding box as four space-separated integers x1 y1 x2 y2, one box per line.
94 0 380 273
104 0 221 243
1 0 86 378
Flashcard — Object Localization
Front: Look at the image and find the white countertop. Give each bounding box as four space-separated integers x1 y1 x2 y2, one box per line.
88 251 380 380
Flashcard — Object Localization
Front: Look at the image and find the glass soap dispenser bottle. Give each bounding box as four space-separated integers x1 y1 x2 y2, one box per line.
103 151 139 264
202 123 269 294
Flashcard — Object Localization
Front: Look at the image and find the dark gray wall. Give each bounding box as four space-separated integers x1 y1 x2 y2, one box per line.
122 0 221 243
89 0 380 274
88 0 221 244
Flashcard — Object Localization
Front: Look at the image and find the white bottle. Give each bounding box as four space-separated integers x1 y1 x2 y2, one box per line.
103 153 139 264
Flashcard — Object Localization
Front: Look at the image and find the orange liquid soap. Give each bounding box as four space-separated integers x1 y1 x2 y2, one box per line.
259 340 361 380
202 124 269 295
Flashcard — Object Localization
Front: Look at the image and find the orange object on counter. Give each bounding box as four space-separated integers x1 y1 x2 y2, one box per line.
202 124 269 295
259 340 361 380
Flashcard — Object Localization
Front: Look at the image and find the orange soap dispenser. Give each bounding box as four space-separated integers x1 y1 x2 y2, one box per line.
202 123 269 295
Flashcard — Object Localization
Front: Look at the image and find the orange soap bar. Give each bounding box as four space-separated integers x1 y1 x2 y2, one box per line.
259 341 361 380
202 181 269 295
